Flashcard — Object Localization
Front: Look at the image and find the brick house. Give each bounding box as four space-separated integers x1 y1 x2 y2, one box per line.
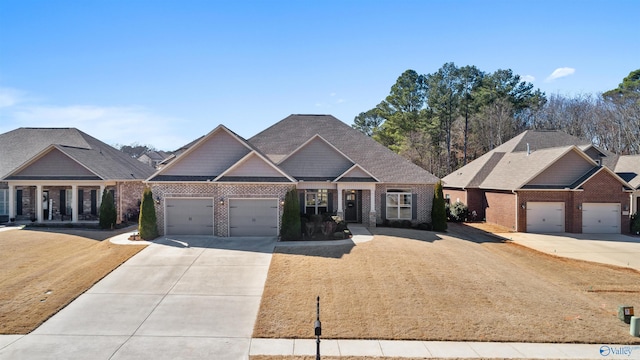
442 130 638 234
147 115 439 236
0 128 155 224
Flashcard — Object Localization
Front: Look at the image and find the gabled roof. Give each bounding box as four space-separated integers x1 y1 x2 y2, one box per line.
148 124 289 183
614 154 640 189
249 114 439 184
442 129 635 192
215 152 295 183
0 128 155 181
334 164 379 183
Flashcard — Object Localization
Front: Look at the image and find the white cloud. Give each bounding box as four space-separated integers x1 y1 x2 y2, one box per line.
0 87 24 108
4 104 189 151
521 75 535 83
545 67 575 82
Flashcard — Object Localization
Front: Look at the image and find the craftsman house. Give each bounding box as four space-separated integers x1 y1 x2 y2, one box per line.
0 128 155 224
442 130 638 234
146 114 439 236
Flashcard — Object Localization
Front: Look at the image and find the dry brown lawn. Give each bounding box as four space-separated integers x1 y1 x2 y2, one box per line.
253 223 640 344
0 227 146 334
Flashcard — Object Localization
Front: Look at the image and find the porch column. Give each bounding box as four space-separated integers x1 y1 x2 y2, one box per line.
336 186 344 218
98 185 105 213
8 184 15 221
71 185 78 222
36 185 43 222
368 184 377 227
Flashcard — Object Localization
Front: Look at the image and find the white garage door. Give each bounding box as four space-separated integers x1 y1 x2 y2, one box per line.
166 198 214 235
582 203 620 233
229 199 278 237
526 202 565 233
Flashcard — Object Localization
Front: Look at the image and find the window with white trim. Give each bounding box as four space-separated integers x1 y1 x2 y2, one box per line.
0 189 7 215
305 189 328 214
386 189 412 220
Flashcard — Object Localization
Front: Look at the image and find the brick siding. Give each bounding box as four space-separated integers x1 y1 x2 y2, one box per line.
375 184 434 225
150 182 293 236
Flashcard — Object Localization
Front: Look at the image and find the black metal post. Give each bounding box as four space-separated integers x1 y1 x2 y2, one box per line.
314 296 321 360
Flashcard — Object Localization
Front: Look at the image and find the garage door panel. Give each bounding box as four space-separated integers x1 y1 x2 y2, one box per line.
582 203 620 233
166 199 214 236
526 202 564 233
229 199 278 237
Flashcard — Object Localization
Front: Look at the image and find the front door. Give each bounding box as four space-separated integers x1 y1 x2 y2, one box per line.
345 191 358 222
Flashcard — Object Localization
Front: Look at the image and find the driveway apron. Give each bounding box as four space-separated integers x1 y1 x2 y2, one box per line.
0 236 276 360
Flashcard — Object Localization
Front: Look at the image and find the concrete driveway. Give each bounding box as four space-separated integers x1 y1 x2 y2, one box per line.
495 232 640 271
0 235 276 360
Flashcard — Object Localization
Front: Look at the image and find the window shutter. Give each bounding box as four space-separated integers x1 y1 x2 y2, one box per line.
17 189 23 215
412 194 417 220
380 194 386 220
327 191 333 213
299 192 305 214
60 190 66 216
78 190 84 215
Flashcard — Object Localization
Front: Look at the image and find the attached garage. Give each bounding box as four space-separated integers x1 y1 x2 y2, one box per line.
526 202 565 233
582 203 620 233
229 198 279 237
165 198 214 235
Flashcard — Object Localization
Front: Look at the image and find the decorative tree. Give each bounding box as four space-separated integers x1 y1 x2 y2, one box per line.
432 180 447 231
99 189 117 229
280 188 301 241
138 187 158 240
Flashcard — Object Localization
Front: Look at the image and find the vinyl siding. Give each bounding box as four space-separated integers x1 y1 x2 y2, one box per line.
224 154 283 177
280 138 353 178
527 150 594 187
341 166 370 178
163 130 251 176
15 149 95 177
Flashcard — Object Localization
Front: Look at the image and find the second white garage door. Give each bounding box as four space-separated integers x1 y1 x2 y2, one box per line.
166 198 214 235
526 202 565 233
229 199 279 237
582 203 620 233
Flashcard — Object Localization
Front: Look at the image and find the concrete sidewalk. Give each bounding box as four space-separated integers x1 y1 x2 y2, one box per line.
250 338 640 359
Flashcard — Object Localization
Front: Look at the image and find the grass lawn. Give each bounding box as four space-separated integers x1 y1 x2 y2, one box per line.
253 224 640 344
0 227 146 334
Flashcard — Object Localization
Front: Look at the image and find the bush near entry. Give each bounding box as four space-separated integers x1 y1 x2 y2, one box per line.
139 187 158 240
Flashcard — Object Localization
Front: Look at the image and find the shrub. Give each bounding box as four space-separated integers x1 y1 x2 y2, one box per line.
138 187 158 240
449 202 468 222
280 188 301 240
99 189 117 229
432 181 447 231
631 212 640 234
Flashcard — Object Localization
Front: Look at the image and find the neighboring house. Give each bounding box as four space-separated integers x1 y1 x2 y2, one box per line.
0 128 155 224
138 150 171 169
147 114 439 236
442 130 638 234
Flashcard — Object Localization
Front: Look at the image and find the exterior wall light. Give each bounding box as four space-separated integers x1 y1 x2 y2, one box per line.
155 196 161 205
219 198 224 205
521 203 526 209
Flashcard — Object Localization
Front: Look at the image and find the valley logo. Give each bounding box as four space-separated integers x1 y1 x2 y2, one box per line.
599 345 640 357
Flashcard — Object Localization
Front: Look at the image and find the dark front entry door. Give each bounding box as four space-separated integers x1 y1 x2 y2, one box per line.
345 191 358 222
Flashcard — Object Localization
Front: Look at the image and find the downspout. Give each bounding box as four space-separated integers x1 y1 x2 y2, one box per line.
513 189 519 232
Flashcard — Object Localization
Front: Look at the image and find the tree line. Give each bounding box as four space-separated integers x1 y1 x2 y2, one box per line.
353 65 640 178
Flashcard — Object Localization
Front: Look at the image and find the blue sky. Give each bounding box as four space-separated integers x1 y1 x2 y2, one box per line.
1 0 638 151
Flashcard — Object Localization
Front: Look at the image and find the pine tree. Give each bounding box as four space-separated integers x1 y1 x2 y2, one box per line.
280 188 301 240
139 187 158 240
99 189 117 229
432 181 447 231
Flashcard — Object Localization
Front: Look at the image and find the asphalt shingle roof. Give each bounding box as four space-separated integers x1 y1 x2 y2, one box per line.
248 114 439 184
442 129 636 191
0 128 155 180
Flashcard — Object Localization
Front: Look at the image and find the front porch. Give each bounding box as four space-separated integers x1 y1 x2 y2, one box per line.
6 182 113 224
